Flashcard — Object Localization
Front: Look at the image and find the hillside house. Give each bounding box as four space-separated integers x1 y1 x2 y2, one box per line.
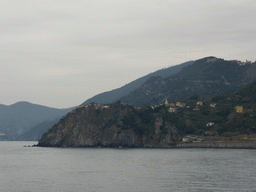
236 106 243 113
206 122 215 127
176 102 186 108
168 107 176 113
197 101 203 106
210 103 216 108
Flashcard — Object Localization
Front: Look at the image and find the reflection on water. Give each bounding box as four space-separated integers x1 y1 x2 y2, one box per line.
1 141 256 192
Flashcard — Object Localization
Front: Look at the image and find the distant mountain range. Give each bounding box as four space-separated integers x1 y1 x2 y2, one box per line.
15 119 60 141
120 57 256 106
0 102 73 141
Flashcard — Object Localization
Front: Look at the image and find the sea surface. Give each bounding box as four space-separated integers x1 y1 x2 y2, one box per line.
1 141 256 192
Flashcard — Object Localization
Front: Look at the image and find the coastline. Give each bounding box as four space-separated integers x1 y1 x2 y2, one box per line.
35 141 256 149
176 141 256 149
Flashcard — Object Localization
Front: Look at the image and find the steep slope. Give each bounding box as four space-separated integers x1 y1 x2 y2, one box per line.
37 103 181 147
0 101 73 140
121 57 256 106
81 61 193 105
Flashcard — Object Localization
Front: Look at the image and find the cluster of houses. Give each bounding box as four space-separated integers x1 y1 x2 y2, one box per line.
165 98 243 115
72 100 244 138
164 99 217 113
71 103 110 113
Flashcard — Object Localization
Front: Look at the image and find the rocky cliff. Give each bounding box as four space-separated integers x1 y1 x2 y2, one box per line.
37 103 181 147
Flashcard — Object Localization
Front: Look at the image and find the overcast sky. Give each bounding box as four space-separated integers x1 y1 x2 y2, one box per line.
1 0 255 108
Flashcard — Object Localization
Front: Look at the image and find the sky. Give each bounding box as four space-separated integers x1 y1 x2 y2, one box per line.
1 0 256 108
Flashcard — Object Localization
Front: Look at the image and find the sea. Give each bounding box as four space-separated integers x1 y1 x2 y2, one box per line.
1 141 256 192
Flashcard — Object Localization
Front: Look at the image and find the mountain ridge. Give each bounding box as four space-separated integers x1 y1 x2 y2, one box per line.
120 57 256 106
81 60 194 105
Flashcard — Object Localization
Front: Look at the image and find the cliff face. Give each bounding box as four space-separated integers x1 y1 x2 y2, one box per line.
37 103 180 147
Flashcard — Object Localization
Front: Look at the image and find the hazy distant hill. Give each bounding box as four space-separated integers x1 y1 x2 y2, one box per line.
0 101 73 141
120 57 256 106
81 61 194 105
16 119 60 141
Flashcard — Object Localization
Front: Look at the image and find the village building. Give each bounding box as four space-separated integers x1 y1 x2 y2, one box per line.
176 102 186 108
165 99 169 106
206 122 215 127
236 106 243 113
168 107 176 113
197 101 203 106
210 103 216 108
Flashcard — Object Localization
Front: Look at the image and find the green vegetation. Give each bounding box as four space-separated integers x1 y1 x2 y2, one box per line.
120 57 255 107
120 78 256 137
173 79 256 136
121 105 185 136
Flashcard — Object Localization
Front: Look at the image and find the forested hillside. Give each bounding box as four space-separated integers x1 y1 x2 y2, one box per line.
81 61 193 105
120 57 256 106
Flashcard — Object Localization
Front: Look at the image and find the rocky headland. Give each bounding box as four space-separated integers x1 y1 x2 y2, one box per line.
37 102 180 147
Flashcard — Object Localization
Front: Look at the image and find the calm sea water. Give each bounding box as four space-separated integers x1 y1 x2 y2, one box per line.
1 141 256 192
